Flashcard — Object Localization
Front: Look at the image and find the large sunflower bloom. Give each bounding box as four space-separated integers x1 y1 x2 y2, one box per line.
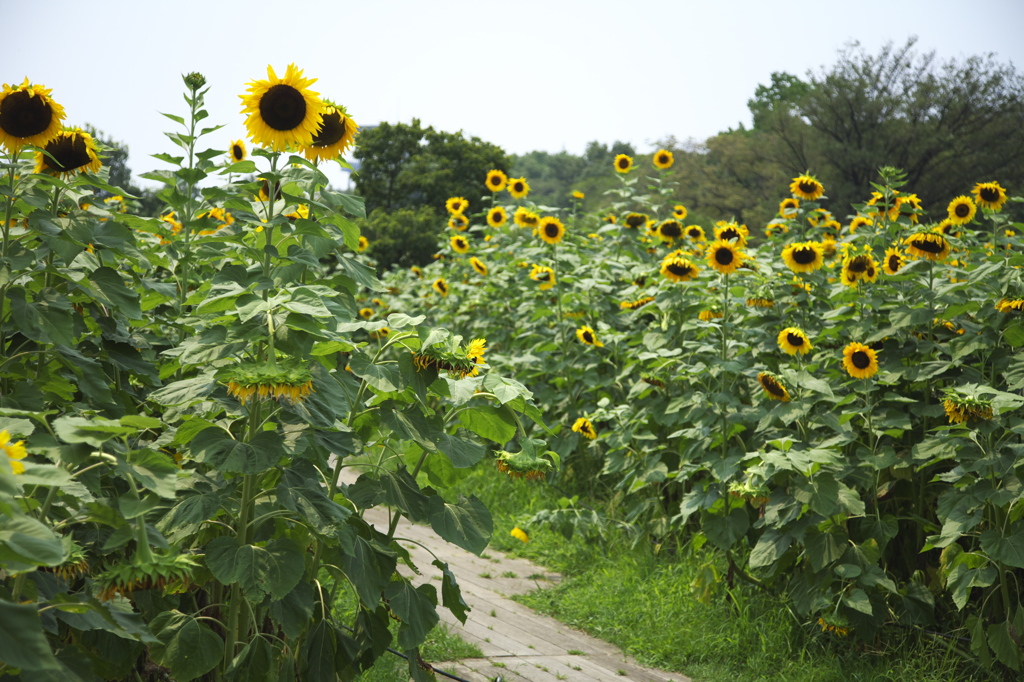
661 256 699 282
450 235 470 254
781 242 824 274
841 253 879 287
904 232 950 261
714 222 748 246
848 216 873 233
789 174 824 201
487 206 507 228
757 373 791 402
0 78 66 153
706 239 744 275
301 104 357 161
507 177 530 199
685 225 706 242
486 169 508 192
432 278 449 297
657 219 684 244
778 327 812 355
240 63 323 151
614 154 633 174
470 257 488 276
33 128 102 178
538 217 565 245
446 197 469 215
973 181 1008 212
842 342 879 379
883 247 904 275
576 325 604 347
529 264 556 290
653 149 674 170
228 139 247 163
947 196 977 225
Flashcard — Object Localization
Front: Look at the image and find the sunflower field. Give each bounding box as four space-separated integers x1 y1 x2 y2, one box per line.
2 61 1024 682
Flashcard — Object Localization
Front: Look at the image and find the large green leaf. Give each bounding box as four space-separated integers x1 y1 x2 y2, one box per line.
225 635 274 682
88 266 142 320
703 506 749 551
748 529 792 569
980 526 1024 569
149 610 223 681
384 580 438 650
53 414 134 446
381 467 433 523
148 375 217 406
458 404 517 444
119 448 178 499
277 462 352 535
342 536 397 607
0 599 66 675
433 559 469 624
269 581 315 640
7 286 76 346
429 494 492 555
204 537 304 601
794 473 840 517
190 428 284 474
435 432 485 468
349 352 401 393
0 515 66 568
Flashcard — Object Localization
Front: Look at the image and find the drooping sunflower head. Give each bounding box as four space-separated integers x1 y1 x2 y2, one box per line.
947 196 977 225
779 197 800 217
781 242 824 274
470 256 488 276
576 325 604 347
653 149 674 170
432 277 449 297
623 212 648 229
446 196 469 215
757 372 791 402
228 139 247 163
942 386 994 425
448 213 469 231
614 154 633 174
529 264 556 290
486 169 508 192
33 127 102 178
240 63 323 151
223 360 316 406
572 417 598 440
883 247 904 275
706 239 744 275
301 103 358 162
486 206 507 228
842 342 879 379
507 177 530 199
778 327 812 355
450 235 470 254
789 174 824 201
660 256 699 282
904 232 950 261
0 78 66 153
538 216 565 245
657 219 684 244
972 181 1008 212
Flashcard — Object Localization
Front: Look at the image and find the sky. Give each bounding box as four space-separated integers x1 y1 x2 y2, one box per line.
7 0 1024 190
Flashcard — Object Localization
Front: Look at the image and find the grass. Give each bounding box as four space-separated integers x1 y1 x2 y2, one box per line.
351 621 483 681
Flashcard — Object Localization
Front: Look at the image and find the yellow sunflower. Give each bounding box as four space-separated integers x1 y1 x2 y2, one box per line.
357 235 369 252
765 221 789 237
713 222 749 246
904 232 950 261
411 266 423 278
538 216 565 245
841 253 879 287
672 204 688 220
883 247 904 275
487 206 507 228
778 327 812 355
660 256 699 282
432 278 449 297
514 207 539 228
510 527 530 543
653 149 674 170
359 307 374 319
470 257 488 276
614 154 633 174
576 325 604 347
789 174 824 201
842 342 879 379
33 127 102 178
450 235 470 254
572 417 598 440
657 219 684 244
848 216 873 233
781 242 824 273
572 190 585 200
529 264 556 290
508 177 530 199
707 239 744 275
947 196 977 225
779 197 800 217
240 63 323 151
301 104 357 161
757 373 791 402
973 181 1008 212
623 213 648 229
0 429 28 475
448 214 469 231
446 197 469 215
699 309 723 321
603 214 617 224
225 139 247 164
685 225 706 242
486 169 508 192
0 78 66 153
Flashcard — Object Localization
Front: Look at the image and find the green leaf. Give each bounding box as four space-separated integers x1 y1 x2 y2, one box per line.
342 536 397 607
283 287 333 317
190 428 284 474
0 514 67 567
277 462 352 535
349 352 401 393
302 619 339 682
384 580 438 650
433 559 469 624
225 635 274 682
988 620 1022 671
703 506 749 551
149 610 223 681
0 599 65 675
1004 323 1024 348
980 526 1024 568
381 467 433 523
204 537 304 602
119 448 178 499
88 266 142 320
843 588 873 615
458 405 517 444
748 529 792 568
804 526 849 572
435 433 485 468
120 415 164 430
429 494 492 555
269 581 315 640
794 473 840 516
148 375 217 406
7 286 76 347
52 414 134 446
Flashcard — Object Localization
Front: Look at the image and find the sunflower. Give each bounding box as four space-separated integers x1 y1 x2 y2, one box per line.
789 174 824 201
359 307 374 320
806 208 831 227
285 204 309 221
714 222 748 246
470 257 488 276
842 342 879 379
685 224 706 242
942 388 994 425
576 325 604 347
781 242 824 273
572 190 585 200
357 235 370 252
0 78 66 153
446 197 469 215
228 139 247 163
603 213 617 224
486 169 508 192
841 253 879 287
510 527 530 543
747 297 775 308
757 373 791 402
653 149 674 169
707 240 744 275
947 196 977 225
900 194 923 223
538 216 565 245
450 235 470 254
33 127 102 178
572 417 598 439
848 216 873 233
932 218 961 238
996 298 1024 313
529 264 556 290
620 296 655 310
0 429 27 475
301 104 357 161
657 219 684 244
623 212 648 229
410 266 423 278
661 256 699 282
971 181 1007 212
779 197 800 217
448 214 469 231
904 232 950 261
240 64 323 151
778 327 812 355
507 177 530 199
881 247 904 276
432 278 449 297
513 207 539 229
614 154 633 174
765 221 789 237
699 309 723 321
485 206 507 228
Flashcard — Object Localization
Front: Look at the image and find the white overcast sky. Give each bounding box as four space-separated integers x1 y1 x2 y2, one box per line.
7 0 1024 189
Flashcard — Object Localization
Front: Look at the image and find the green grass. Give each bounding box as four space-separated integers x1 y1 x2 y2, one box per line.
352 621 483 681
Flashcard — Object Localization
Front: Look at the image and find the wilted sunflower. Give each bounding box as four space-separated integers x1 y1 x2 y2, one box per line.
576 325 604 347
486 206 507 228
904 232 950 261
685 224 706 242
529 264 556 290
653 149 674 169
448 214 469 231
538 216 565 245
672 204 688 220
971 181 1007 212
848 216 873 233
942 387 994 425
228 139 247 162
508 177 530 199
623 212 648 229
778 197 800 217
224 361 315 405
513 207 540 229
947 196 977 225
450 235 470 254
842 342 879 379
486 169 508 192
432 278 449 297
240 64 323 151
657 219 684 244
757 373 791 402
301 104 357 161
789 174 824 201
778 327 812 355
470 257 488 276
841 253 879 287
781 242 824 274
707 239 744 275
883 247 904 275
614 154 633 173
446 196 469 215
572 417 598 439
0 78 66 153
661 256 699 282
33 127 102 178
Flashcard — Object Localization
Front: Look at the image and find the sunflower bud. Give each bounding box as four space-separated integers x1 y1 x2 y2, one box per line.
183 71 207 91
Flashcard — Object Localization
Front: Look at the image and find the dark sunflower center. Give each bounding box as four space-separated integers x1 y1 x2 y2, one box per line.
489 176 500 187
954 203 971 218
787 332 804 346
625 215 646 228
911 237 943 253
661 222 682 238
658 154 668 164
311 111 345 147
793 247 817 264
888 255 900 271
437 282 447 293
524 216 537 226
687 228 701 238
232 143 244 160
544 223 559 238
583 330 594 343
762 377 785 396
714 247 735 265
668 262 692 276
537 273 550 281
852 350 871 369
0 90 53 138
259 84 307 131
980 187 1000 202
490 210 500 220
848 256 869 273
618 159 629 168
866 266 876 278
42 133 91 172
720 228 740 241
798 180 817 194
456 239 465 248
513 182 523 192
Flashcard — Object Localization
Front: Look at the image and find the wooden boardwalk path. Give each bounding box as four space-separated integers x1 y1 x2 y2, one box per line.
341 469 691 682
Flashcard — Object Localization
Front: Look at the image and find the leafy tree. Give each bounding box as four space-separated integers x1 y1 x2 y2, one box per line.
360 206 441 271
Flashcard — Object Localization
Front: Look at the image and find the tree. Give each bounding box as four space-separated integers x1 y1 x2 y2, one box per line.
360 206 441 271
